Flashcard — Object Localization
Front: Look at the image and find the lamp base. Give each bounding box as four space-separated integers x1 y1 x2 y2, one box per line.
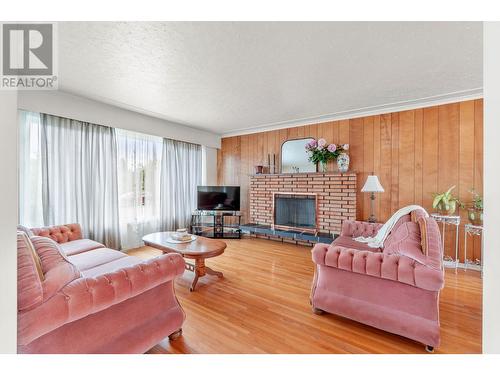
368 192 377 223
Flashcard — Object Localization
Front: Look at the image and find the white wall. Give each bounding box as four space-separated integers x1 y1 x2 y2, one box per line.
0 91 18 353
202 146 218 185
483 22 500 354
18 90 221 149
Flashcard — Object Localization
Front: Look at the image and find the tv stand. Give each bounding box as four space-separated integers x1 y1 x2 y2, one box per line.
190 210 242 239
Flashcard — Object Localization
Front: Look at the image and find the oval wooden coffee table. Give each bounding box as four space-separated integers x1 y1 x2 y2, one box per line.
142 232 226 291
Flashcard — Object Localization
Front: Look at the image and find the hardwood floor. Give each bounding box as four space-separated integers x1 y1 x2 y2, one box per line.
126 238 482 354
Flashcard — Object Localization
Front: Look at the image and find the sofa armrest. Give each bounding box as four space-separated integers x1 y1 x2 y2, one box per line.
340 220 383 238
311 243 444 292
18 253 185 346
30 223 83 243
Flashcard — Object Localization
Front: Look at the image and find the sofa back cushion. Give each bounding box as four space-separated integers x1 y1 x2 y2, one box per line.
18 232 45 311
30 236 81 302
18 231 44 281
383 221 427 264
30 224 83 244
382 214 411 248
391 214 411 232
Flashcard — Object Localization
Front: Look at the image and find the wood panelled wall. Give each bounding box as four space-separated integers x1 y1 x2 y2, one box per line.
217 99 483 262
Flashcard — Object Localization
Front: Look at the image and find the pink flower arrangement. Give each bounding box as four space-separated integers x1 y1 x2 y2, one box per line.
305 139 350 166
305 139 318 150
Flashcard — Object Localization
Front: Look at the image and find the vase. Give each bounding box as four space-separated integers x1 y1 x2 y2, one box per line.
318 161 328 173
254 165 263 174
436 200 457 216
337 153 350 173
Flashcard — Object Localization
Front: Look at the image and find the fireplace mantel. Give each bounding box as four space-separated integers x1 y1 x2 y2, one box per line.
249 172 357 235
250 171 358 177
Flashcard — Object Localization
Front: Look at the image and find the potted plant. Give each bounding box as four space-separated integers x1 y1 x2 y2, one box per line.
467 189 483 225
432 185 463 215
305 139 349 172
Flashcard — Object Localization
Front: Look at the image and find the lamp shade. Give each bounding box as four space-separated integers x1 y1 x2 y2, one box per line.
361 175 384 193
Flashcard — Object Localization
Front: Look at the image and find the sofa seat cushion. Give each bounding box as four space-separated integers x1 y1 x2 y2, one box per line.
69 248 128 272
80 256 144 278
332 235 381 252
60 239 105 256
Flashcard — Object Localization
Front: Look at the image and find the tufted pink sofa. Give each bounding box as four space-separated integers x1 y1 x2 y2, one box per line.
310 212 445 351
17 224 186 353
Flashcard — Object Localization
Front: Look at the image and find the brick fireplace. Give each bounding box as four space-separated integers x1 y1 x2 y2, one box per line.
249 172 357 235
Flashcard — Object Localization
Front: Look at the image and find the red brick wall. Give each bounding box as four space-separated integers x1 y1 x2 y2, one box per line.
249 172 357 234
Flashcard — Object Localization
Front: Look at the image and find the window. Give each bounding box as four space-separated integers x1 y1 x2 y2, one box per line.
115 129 163 248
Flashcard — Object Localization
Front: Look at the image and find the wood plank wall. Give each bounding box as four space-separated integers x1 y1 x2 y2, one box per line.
217 99 483 262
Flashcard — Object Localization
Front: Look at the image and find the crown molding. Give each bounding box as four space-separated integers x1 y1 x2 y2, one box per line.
221 88 483 138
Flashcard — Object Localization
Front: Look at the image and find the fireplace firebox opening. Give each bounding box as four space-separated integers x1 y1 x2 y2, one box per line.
272 192 318 234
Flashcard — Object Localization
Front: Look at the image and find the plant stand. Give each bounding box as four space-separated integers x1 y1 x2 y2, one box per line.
464 223 484 277
431 214 460 273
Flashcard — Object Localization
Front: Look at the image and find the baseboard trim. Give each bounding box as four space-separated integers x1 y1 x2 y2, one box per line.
444 260 482 272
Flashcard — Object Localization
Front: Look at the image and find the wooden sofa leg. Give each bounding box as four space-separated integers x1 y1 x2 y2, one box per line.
312 307 324 315
425 345 434 353
168 328 183 340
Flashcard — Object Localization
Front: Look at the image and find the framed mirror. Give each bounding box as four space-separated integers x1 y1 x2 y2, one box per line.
281 138 316 173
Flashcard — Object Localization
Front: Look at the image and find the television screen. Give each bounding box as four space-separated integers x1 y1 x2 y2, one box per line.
197 186 240 211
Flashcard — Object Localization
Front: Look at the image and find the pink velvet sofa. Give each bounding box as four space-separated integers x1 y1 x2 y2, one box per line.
310 212 445 352
17 223 186 354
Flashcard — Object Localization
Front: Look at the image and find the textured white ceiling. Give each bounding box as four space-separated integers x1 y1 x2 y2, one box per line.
58 22 482 135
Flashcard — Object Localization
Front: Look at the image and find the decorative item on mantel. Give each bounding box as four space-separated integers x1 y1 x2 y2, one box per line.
305 139 350 173
337 145 350 173
254 165 263 174
266 153 277 174
361 174 385 223
281 138 316 173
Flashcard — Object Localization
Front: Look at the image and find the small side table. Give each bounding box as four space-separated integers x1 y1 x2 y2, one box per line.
464 223 483 276
431 214 461 272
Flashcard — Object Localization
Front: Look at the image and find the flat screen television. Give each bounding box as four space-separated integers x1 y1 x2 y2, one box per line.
197 186 240 211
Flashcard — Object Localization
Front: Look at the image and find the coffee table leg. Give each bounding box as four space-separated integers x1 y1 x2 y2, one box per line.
205 266 224 278
188 258 223 292
190 259 206 292
190 273 200 292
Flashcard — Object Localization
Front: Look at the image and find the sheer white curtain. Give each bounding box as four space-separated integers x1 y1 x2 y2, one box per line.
18 111 44 227
116 129 163 249
19 110 202 250
39 113 121 249
160 139 202 231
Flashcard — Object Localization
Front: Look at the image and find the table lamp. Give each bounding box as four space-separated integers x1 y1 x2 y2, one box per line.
361 174 385 223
